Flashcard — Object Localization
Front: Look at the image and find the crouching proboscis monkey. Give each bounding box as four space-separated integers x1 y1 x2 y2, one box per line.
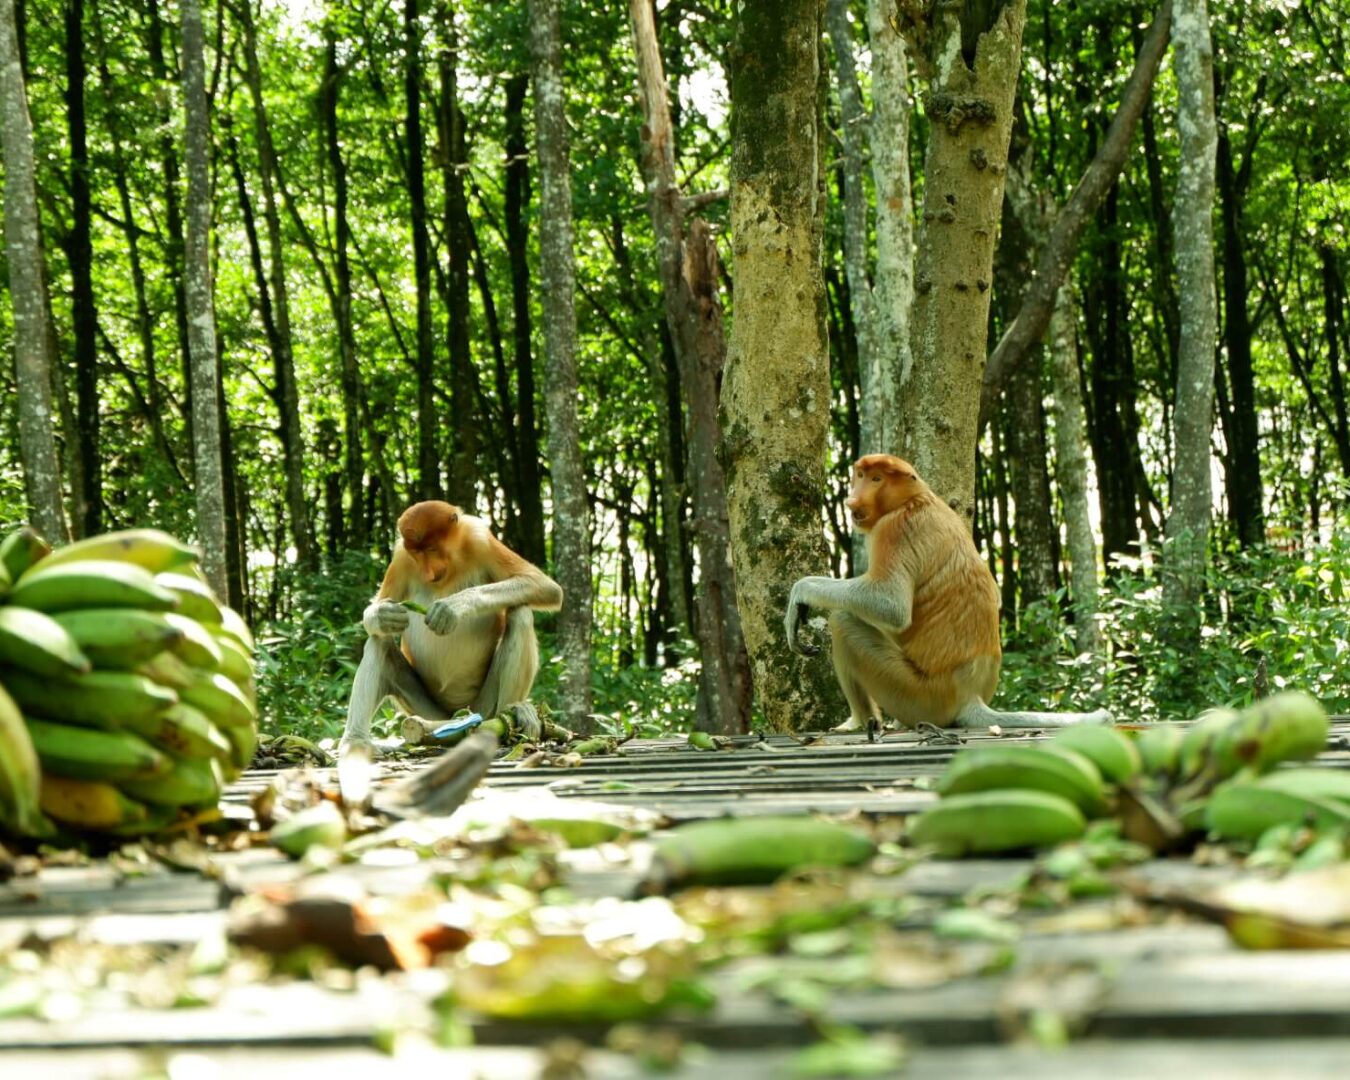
340 500 563 757
785 454 1112 734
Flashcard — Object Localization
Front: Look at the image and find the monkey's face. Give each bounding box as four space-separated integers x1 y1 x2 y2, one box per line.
398 500 462 586
847 455 922 530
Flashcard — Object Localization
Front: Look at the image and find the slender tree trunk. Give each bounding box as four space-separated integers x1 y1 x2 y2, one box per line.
723 0 837 731
235 0 313 569
529 0 593 722
65 0 102 537
405 0 439 501
322 15 366 550
898 0 1028 517
180 0 228 596
1 0 67 543
630 0 751 733
1162 0 1219 641
1322 248 1350 477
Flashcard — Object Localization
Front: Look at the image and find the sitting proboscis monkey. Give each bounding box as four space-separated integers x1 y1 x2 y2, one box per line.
785 454 1112 734
340 500 563 757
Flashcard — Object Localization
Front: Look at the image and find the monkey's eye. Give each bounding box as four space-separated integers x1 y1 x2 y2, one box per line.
871 475 882 484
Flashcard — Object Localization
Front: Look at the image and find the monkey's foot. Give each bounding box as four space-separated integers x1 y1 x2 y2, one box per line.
338 733 381 760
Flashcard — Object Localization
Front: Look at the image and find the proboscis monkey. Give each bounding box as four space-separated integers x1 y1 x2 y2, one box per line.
340 501 563 757
785 455 1112 733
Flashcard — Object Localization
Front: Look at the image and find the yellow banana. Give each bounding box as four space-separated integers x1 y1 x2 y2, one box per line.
163 612 225 670
37 528 197 574
936 744 1107 816
53 608 185 669
120 755 223 809
0 683 52 838
0 525 51 581
153 572 223 624
39 774 152 831
10 559 179 613
0 606 92 677
908 790 1087 856
1 669 177 728
25 718 170 781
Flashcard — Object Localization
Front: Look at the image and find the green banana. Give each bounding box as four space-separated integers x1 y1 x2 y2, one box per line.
125 702 233 762
0 525 51 581
163 612 225 670
220 722 258 776
120 755 223 808
1209 691 1328 777
211 634 254 689
10 559 179 613
649 816 876 888
271 801 347 859
1 668 177 729
0 683 53 838
136 650 197 690
37 528 198 574
0 606 92 677
180 670 256 730
153 572 223 624
25 718 170 781
0 559 9 599
1050 725 1141 785
53 608 185 669
1205 781 1350 842
39 773 152 831
908 789 1086 856
1177 707 1243 781
1135 724 1185 780
217 606 256 654
1238 767 1350 807
936 744 1108 816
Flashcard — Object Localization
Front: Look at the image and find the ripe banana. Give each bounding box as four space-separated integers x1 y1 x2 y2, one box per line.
10 559 180 613
1209 691 1328 777
180 670 256 730
1205 780 1350 842
1 668 177 728
39 774 152 830
53 608 185 669
0 525 51 581
37 528 197 574
0 683 52 839
153 572 223 624
163 612 224 670
936 744 1107 816
124 702 233 762
25 718 170 782
120 755 224 808
1135 723 1185 780
0 605 92 677
1050 724 1141 785
907 789 1087 856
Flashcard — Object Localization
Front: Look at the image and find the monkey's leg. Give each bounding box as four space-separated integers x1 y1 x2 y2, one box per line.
341 636 454 756
471 607 540 720
827 611 885 732
955 700 1114 729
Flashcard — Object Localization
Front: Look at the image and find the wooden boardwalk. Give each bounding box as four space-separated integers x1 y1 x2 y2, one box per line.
3 721 1350 1078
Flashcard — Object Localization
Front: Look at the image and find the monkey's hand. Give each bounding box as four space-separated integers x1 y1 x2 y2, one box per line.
363 600 410 637
785 580 822 658
425 593 475 635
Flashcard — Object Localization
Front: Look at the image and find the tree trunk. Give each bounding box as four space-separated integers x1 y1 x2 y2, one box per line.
405 0 439 501
0 0 68 543
65 0 102 537
630 0 751 734
723 0 837 731
898 0 1028 518
1162 0 1219 640
180 0 228 596
529 0 593 722
235 0 314 570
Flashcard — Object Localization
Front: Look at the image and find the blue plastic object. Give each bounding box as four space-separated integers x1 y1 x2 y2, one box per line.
432 712 485 740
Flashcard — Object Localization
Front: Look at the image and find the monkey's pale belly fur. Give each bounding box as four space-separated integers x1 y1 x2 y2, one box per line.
402 609 501 709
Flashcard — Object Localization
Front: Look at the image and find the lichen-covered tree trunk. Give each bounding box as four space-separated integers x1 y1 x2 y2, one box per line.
1047 285 1101 654
529 0 593 722
723 0 838 731
1162 0 1218 639
0 0 67 544
630 0 751 734
181 0 228 597
898 0 1027 518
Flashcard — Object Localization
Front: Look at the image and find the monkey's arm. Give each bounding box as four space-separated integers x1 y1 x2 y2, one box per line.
425 536 563 635
785 573 912 656
363 547 414 637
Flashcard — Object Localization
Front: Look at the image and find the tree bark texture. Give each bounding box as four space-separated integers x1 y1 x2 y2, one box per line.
898 0 1027 520
722 0 838 731
529 0 594 721
1162 0 1219 634
180 0 228 597
630 0 751 734
1 0 68 544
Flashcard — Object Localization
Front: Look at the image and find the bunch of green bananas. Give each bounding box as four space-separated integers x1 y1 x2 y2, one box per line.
908 690 1335 857
0 525 257 840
